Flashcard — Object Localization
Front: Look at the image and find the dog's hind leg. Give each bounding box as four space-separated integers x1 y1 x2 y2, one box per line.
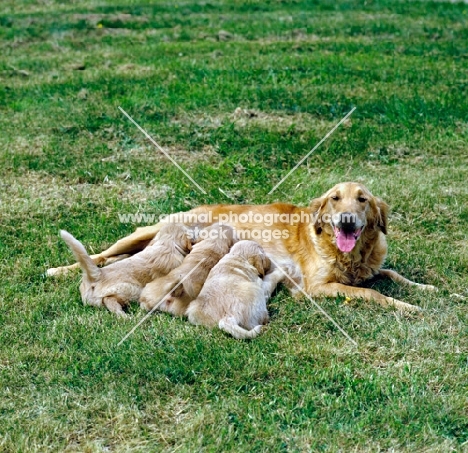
47 253 121 276
103 296 128 318
218 317 262 340
379 269 437 291
47 224 162 277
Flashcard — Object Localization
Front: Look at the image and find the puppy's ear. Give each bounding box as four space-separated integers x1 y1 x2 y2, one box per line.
369 197 389 234
230 228 239 244
171 285 185 297
309 197 326 234
190 225 205 244
185 235 193 251
250 253 270 277
262 254 271 275
223 225 237 245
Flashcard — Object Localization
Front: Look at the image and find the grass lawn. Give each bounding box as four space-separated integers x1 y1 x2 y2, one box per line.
1 0 467 451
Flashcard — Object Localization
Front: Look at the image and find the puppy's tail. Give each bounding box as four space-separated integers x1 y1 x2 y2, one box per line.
218 316 262 340
60 230 101 282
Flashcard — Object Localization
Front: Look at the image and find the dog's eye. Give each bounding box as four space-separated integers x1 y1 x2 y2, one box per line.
358 197 367 203
331 195 339 201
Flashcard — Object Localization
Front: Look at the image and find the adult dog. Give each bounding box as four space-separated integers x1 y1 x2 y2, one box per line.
48 182 436 312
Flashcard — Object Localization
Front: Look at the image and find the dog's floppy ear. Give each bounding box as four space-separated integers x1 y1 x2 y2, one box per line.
178 225 193 251
309 197 326 234
184 234 193 252
171 285 185 297
222 225 237 246
261 254 271 276
250 253 271 277
369 197 389 234
376 198 389 234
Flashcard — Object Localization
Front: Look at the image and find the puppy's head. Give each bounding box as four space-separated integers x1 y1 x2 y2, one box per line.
310 182 388 253
79 278 104 307
217 224 238 248
158 223 193 254
230 240 271 277
196 223 238 248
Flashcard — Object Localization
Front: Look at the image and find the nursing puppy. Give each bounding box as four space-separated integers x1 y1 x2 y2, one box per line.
186 240 285 340
60 223 192 317
139 224 237 313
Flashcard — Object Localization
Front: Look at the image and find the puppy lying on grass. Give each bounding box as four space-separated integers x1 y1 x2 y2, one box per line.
186 240 288 340
60 223 192 317
139 224 237 314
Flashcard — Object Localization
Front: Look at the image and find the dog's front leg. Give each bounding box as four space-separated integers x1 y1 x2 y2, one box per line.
378 269 437 291
308 282 422 313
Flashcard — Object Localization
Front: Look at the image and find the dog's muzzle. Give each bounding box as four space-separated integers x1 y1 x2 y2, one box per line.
332 212 363 253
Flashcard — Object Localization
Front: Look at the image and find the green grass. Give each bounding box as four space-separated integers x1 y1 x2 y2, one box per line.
1 0 467 451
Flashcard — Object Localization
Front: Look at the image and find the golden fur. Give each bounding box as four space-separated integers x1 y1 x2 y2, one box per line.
51 182 436 313
139 224 237 313
60 223 192 317
186 240 285 339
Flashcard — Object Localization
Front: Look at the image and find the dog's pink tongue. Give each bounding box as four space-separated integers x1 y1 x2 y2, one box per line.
336 230 356 253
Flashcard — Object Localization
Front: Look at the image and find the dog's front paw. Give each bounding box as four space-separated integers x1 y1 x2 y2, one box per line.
417 283 438 292
46 267 67 277
387 297 422 314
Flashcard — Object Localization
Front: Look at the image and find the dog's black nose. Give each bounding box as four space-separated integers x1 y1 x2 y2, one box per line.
335 212 357 232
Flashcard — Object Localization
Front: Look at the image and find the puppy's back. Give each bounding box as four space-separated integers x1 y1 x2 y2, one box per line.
181 224 236 298
186 242 269 336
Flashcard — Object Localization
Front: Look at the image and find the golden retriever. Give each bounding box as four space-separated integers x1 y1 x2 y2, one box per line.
139 224 237 313
186 240 286 339
60 223 192 317
50 182 436 313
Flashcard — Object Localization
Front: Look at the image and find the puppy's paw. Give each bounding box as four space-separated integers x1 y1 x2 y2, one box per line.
253 325 263 336
140 302 150 311
115 311 129 319
140 296 167 312
139 299 153 312
282 264 302 284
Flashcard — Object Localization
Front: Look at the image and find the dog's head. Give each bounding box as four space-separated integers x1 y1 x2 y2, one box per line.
310 182 388 253
196 223 238 248
158 223 193 254
230 240 271 276
79 277 109 308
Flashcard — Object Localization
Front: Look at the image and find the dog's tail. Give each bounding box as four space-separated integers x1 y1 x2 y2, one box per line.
218 316 262 340
60 230 101 282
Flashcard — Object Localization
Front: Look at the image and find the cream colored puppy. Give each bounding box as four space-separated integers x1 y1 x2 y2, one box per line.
139 224 237 314
186 240 286 340
60 223 192 317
